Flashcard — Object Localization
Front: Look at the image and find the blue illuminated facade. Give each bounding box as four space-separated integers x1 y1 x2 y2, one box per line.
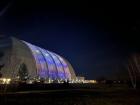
22 41 72 80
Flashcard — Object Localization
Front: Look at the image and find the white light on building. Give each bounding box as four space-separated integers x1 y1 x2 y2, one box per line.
0 78 11 84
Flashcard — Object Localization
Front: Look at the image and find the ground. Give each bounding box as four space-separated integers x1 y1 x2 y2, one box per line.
0 84 140 105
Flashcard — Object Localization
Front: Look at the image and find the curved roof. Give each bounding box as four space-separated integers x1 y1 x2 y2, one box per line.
22 41 76 80
0 37 76 80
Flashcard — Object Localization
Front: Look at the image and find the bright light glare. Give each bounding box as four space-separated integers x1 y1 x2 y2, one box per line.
0 78 11 84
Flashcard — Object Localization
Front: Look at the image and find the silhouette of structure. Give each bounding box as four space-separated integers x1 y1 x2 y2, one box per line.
0 37 76 82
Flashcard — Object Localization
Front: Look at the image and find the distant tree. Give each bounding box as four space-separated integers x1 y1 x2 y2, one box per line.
18 63 28 81
40 77 45 83
127 54 140 89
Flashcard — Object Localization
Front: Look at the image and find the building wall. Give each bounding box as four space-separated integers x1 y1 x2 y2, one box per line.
0 37 76 80
1 37 37 78
0 37 13 78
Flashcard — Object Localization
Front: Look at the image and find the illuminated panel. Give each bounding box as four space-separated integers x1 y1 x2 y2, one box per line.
39 48 57 79
48 52 65 79
55 54 71 80
23 41 47 78
36 47 48 77
23 41 41 74
22 41 72 80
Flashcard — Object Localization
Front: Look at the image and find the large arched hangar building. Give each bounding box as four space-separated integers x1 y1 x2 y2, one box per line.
0 37 76 81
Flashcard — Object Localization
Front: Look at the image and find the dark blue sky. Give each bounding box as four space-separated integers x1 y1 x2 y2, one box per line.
0 0 140 79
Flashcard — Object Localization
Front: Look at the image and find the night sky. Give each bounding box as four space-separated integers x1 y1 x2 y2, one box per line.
0 0 140 79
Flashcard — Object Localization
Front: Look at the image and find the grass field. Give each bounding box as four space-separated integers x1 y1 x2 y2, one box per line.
0 84 140 105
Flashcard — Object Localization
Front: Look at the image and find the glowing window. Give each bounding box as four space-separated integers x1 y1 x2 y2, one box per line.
39 48 57 79
23 42 48 78
48 51 65 79
56 55 71 80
